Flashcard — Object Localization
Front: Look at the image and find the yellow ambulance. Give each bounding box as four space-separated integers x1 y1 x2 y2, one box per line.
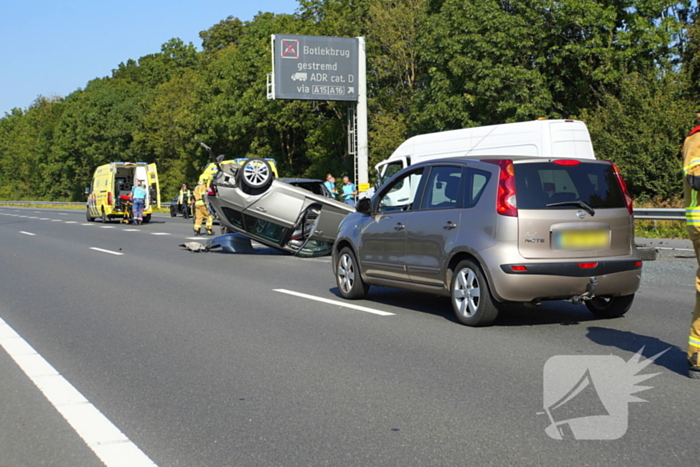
86 162 160 223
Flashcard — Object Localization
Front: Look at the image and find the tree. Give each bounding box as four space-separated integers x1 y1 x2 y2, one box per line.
579 72 695 201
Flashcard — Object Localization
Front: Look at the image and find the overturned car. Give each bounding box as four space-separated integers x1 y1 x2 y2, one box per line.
207 158 355 257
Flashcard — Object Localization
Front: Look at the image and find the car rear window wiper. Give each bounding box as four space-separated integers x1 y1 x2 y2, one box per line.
545 200 595 217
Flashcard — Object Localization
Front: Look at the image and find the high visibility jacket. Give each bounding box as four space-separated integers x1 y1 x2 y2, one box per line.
193 184 207 206
683 126 700 228
178 189 192 205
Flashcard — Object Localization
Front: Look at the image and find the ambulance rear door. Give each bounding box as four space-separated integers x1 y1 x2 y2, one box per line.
147 163 160 208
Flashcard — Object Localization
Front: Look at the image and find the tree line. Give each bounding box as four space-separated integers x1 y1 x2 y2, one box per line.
1 0 698 202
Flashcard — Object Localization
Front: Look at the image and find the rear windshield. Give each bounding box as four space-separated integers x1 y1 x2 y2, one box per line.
514 162 625 210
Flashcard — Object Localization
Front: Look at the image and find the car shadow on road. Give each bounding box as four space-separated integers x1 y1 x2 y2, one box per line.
495 301 600 327
330 288 607 327
585 326 686 376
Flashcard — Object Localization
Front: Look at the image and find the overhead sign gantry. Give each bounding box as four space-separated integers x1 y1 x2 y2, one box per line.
267 34 368 188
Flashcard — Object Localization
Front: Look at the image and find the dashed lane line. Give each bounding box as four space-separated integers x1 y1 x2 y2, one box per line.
89 247 124 256
0 317 158 467
150 233 170 236
51 219 62 222
273 289 395 317
64 221 77 224
19 231 36 236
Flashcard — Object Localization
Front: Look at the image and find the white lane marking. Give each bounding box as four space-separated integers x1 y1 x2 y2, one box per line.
51 219 62 222
18 215 28 218
64 221 77 224
186 237 204 240
0 317 158 467
150 233 170 236
82 223 94 226
100 226 115 229
89 247 124 256
123 229 140 232
273 289 395 316
28 216 38 219
39 218 49 220
19 231 36 236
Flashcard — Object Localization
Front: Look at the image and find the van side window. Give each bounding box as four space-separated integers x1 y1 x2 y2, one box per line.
420 166 463 210
378 168 424 212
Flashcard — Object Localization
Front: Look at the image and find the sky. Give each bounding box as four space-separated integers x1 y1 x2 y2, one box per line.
1 0 300 116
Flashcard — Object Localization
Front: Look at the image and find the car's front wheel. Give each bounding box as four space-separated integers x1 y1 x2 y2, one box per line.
86 207 95 222
336 247 369 299
585 294 634 318
238 157 273 190
450 259 499 326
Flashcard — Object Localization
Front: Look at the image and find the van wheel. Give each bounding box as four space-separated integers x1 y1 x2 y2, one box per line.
238 158 273 190
450 259 499 326
101 209 108 224
336 247 369 299
585 294 634 319
86 208 95 222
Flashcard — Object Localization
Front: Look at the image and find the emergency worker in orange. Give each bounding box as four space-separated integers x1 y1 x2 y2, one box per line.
193 181 213 236
682 113 700 378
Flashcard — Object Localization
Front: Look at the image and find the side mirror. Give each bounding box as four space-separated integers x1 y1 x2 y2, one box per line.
356 197 371 215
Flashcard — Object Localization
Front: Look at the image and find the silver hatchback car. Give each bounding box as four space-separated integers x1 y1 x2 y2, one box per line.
332 157 641 326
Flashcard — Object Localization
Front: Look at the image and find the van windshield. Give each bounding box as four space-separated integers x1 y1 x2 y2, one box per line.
514 162 625 210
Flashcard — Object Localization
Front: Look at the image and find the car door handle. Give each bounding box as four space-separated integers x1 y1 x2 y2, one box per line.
394 223 405 231
443 222 457 230
397 198 409 202
255 206 267 213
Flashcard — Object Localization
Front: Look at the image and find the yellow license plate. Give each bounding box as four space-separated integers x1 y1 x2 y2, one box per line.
554 230 609 250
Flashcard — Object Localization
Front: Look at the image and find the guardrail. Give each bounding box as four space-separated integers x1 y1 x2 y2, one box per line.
632 208 684 221
0 201 685 220
0 200 174 208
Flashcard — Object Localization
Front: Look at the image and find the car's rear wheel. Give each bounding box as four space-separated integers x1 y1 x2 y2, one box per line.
238 158 273 190
86 207 95 222
450 259 499 326
585 294 634 318
336 247 369 299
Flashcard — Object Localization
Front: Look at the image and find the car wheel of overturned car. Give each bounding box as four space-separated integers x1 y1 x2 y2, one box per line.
86 207 94 222
450 259 499 326
336 247 369 299
585 294 634 318
238 157 273 190
142 215 151 224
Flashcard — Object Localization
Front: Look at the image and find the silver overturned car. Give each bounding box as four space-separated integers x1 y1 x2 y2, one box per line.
207 158 355 257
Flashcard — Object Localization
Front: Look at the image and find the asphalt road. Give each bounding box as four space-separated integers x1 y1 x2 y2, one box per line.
0 206 698 467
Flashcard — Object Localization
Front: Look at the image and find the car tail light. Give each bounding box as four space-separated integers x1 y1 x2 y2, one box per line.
578 262 598 269
610 162 634 215
510 265 527 272
552 159 580 166
107 192 112 206
634 261 642 267
485 159 517 217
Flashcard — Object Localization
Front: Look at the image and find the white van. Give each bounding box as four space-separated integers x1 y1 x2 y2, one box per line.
376 119 595 184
